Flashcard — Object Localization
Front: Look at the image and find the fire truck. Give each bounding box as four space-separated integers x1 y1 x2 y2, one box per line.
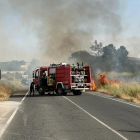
32 63 91 95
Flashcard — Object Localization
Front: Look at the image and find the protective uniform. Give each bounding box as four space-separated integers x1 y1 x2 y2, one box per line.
42 72 47 79
71 64 75 75
30 82 35 95
47 75 54 93
47 75 53 86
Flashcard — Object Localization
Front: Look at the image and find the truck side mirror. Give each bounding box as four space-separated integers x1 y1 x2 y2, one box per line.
33 71 35 78
0 70 1 80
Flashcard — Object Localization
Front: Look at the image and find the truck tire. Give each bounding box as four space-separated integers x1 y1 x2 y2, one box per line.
56 84 64 95
38 88 45 95
73 90 82 95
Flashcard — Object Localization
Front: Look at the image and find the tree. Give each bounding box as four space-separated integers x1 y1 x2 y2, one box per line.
116 46 128 59
102 44 116 57
68 43 139 75
115 46 129 71
68 50 93 65
90 40 103 56
0 60 26 71
101 44 116 71
19 60 26 65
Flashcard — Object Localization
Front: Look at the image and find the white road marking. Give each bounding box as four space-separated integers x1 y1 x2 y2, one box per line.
87 92 140 108
63 96 128 140
0 91 29 139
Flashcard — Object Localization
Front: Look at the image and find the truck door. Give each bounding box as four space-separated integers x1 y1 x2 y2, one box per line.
35 70 39 86
49 68 56 88
49 68 56 79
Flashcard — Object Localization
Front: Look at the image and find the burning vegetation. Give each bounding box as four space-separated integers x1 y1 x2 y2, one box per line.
90 72 122 90
69 40 140 104
89 79 96 91
98 72 122 85
89 72 140 104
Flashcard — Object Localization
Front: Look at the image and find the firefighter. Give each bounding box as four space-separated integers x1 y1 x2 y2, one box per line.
71 64 75 74
30 81 35 96
48 75 53 86
42 71 47 87
42 71 47 79
47 75 54 94
80 64 83 69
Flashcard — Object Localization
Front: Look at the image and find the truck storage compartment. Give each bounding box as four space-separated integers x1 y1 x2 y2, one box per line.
71 66 91 84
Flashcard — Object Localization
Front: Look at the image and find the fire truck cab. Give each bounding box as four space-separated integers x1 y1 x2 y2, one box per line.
32 63 91 95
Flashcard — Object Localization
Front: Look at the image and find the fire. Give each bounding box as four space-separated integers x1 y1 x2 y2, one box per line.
98 72 122 85
89 78 96 90
89 72 122 91
98 72 108 86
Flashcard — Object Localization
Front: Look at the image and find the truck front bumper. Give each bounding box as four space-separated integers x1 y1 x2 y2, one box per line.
71 86 90 90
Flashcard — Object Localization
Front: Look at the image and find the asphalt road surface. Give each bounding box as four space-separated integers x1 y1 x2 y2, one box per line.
1 89 140 140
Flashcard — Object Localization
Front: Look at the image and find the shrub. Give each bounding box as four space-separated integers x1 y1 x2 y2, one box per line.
0 80 23 101
96 83 140 104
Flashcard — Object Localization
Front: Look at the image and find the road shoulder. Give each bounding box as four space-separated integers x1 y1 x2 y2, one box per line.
0 90 28 135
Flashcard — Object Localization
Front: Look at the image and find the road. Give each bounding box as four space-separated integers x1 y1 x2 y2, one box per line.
1 89 140 140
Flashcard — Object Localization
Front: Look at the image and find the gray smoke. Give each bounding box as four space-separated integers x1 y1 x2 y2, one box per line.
4 0 123 63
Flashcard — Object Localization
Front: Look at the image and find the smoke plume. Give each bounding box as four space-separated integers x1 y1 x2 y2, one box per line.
4 0 123 64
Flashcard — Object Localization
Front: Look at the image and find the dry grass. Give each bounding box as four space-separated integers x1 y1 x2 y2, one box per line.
0 80 23 101
96 84 140 104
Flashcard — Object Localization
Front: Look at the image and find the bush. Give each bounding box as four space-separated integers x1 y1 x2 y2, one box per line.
0 81 23 101
129 98 134 102
96 83 140 104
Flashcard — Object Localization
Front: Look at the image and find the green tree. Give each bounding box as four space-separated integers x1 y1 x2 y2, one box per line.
102 44 116 71
68 51 93 65
0 60 26 71
90 40 103 56
115 46 129 71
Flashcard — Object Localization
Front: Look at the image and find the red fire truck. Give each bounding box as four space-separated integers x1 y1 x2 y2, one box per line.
32 63 91 95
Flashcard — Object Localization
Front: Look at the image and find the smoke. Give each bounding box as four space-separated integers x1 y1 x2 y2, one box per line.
0 1 40 62
6 0 122 64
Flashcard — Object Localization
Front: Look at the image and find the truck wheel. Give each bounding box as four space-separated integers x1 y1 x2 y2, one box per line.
73 90 82 95
38 88 45 95
56 85 64 95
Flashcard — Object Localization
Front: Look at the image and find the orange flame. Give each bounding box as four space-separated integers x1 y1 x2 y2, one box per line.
98 72 108 86
89 78 96 90
89 72 122 90
98 72 122 85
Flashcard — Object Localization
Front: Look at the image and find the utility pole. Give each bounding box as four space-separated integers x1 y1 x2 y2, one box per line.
0 70 1 80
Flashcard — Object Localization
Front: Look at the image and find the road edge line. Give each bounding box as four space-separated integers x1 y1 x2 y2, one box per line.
87 92 140 108
63 96 128 140
0 91 29 139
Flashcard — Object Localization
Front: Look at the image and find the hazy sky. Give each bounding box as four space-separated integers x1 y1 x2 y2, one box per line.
0 0 140 63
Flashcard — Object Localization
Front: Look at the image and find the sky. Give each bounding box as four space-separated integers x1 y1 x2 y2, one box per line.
0 0 140 63
122 0 140 36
